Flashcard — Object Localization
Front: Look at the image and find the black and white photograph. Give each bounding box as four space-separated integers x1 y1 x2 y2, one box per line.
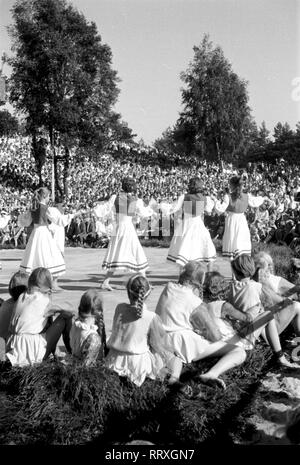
0 0 300 455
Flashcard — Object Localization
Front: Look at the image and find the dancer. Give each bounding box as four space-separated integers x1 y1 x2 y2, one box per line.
18 187 78 290
214 176 266 260
48 199 82 255
99 177 155 291
0 210 11 270
165 177 216 269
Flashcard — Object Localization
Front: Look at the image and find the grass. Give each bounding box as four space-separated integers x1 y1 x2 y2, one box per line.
0 343 275 445
0 241 298 445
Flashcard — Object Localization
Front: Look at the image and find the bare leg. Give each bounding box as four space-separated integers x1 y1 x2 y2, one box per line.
265 319 300 368
190 340 247 389
197 343 246 389
43 313 73 359
101 270 114 291
167 356 183 384
274 302 300 336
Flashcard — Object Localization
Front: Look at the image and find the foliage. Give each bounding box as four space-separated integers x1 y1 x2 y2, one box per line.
0 109 19 136
8 0 134 193
246 121 300 165
169 34 252 162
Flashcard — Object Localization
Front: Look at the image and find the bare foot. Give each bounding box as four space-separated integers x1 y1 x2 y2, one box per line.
278 356 300 369
198 374 226 390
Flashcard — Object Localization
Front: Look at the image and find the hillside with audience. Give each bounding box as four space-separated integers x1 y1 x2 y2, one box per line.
1 135 300 252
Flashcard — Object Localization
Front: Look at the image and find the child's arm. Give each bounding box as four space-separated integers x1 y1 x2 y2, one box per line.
190 303 222 342
221 302 254 323
44 303 76 318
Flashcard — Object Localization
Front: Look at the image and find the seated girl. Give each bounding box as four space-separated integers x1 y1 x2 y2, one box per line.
229 254 299 368
6 267 73 366
70 289 107 366
253 251 300 338
106 274 182 387
0 271 28 342
155 261 248 390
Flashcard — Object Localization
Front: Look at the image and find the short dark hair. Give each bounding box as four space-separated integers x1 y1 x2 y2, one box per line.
122 177 137 193
9 271 29 301
188 177 203 194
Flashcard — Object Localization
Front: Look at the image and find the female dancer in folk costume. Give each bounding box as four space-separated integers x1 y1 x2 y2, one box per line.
0 211 11 270
98 177 156 291
18 187 80 291
48 201 82 256
163 177 216 268
214 176 266 260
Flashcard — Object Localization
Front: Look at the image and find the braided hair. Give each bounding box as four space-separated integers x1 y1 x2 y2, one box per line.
78 289 107 355
127 274 151 319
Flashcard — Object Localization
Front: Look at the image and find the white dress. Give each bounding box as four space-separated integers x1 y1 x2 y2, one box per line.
206 300 254 350
98 194 154 273
155 282 211 363
105 303 166 386
18 205 66 277
215 193 264 259
165 194 216 266
5 291 50 366
70 319 99 358
47 207 74 255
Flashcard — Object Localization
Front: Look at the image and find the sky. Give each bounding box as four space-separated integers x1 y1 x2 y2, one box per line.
0 0 299 144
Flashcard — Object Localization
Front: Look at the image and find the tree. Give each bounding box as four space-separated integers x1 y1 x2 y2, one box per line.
273 122 294 144
8 0 133 197
0 109 19 136
173 35 252 163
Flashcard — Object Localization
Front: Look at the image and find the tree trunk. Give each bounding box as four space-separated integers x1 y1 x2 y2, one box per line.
215 139 223 171
63 145 70 198
49 128 62 201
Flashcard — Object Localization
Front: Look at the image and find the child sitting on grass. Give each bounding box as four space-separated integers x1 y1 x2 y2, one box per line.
106 273 182 387
201 271 295 355
253 251 300 339
155 261 248 390
0 271 28 342
229 254 300 368
70 289 107 366
6 267 73 366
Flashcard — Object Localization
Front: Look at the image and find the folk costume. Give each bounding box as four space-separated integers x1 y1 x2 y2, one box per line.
100 193 154 273
18 204 66 277
165 192 216 266
215 192 265 259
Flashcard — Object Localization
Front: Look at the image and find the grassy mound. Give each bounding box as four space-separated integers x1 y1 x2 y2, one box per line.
0 343 274 445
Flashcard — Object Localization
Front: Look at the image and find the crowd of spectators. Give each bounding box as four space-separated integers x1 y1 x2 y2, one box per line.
1 136 300 251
